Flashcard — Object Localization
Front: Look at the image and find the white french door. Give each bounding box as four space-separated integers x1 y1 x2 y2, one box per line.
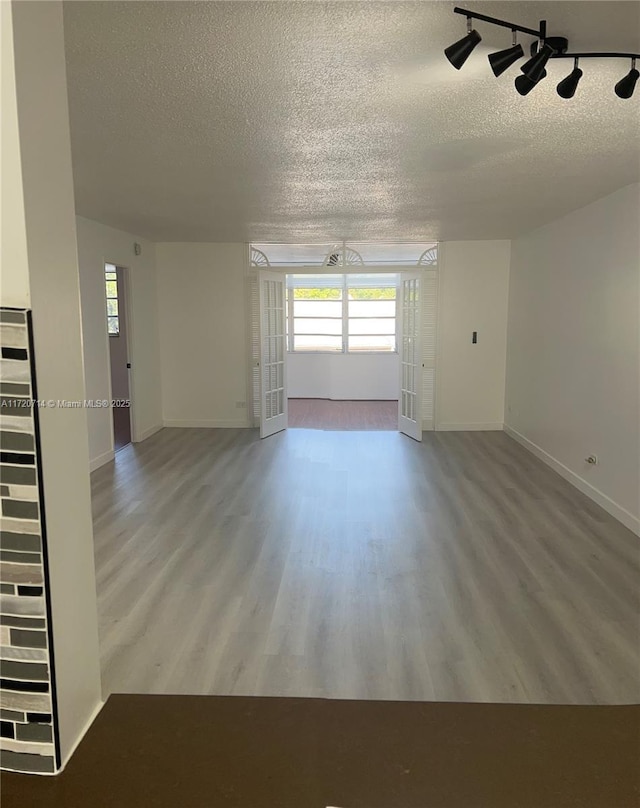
259 270 287 438
398 271 423 441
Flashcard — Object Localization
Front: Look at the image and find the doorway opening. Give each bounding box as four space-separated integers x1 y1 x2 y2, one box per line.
104 263 132 451
248 242 439 441
286 272 398 431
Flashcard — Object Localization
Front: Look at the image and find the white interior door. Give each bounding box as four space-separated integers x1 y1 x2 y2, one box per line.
259 270 287 438
398 271 423 441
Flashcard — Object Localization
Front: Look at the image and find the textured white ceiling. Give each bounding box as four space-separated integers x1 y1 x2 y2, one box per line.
63 1 640 242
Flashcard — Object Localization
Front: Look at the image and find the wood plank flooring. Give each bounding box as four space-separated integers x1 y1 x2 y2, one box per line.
90 428 640 704
288 398 398 430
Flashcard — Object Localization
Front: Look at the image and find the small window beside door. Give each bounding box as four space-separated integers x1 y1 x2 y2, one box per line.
105 263 120 335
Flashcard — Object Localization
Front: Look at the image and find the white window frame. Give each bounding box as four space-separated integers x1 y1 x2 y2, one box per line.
287 274 398 355
287 283 344 353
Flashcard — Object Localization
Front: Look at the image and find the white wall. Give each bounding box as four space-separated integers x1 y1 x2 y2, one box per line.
156 242 511 430
436 240 511 430
76 217 162 468
288 353 398 400
156 243 250 426
0 1 30 306
505 183 640 533
9 0 102 767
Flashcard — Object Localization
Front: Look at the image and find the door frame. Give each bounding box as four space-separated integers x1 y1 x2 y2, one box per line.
244 254 441 433
433 243 446 432
103 261 135 451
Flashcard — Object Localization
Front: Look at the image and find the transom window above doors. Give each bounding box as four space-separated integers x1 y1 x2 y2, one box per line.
287 273 397 353
251 241 438 269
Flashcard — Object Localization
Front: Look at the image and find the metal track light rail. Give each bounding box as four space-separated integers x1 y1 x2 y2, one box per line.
447 7 640 99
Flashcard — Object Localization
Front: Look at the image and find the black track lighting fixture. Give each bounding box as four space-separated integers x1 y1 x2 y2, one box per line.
488 30 525 77
615 58 639 99
515 69 547 96
444 16 482 70
521 41 555 82
557 58 583 98
445 7 640 101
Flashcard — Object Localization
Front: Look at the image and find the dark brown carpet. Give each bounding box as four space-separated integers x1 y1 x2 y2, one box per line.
2 696 639 807
288 398 398 430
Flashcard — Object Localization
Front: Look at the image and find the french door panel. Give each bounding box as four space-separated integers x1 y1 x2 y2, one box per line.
398 271 423 442
259 270 288 438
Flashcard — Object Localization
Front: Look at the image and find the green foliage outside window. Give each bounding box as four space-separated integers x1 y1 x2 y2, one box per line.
293 287 395 300
293 288 341 299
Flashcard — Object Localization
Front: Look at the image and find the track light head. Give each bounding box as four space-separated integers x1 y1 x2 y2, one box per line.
521 41 555 82
488 31 525 77
557 58 583 98
615 59 639 98
515 69 547 96
445 17 482 69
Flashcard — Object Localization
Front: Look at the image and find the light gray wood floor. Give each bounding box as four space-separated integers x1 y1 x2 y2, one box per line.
91 428 640 704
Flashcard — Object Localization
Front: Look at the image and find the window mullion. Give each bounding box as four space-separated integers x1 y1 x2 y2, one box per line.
342 275 348 353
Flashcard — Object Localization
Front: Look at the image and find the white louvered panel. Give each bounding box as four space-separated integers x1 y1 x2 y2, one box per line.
422 367 435 427
421 268 438 427
249 273 260 425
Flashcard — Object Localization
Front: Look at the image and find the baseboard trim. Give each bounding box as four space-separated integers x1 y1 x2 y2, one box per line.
135 423 163 443
504 425 640 536
162 419 251 428
89 449 114 472
436 422 504 432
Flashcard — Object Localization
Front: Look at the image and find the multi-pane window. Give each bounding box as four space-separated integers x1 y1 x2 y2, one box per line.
289 276 343 352
287 274 397 353
347 281 396 352
105 263 119 335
